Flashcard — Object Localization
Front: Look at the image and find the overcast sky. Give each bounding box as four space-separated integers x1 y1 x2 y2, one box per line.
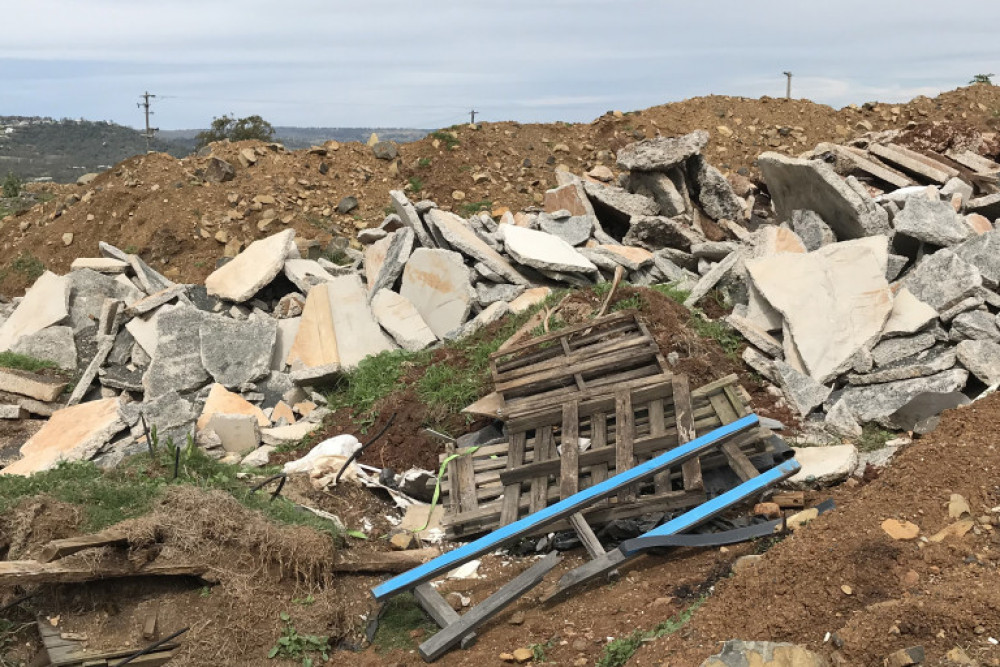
3 1 999 130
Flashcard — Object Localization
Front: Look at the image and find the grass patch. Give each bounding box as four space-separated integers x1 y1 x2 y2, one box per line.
689 313 742 360
597 598 704 667
459 200 492 215
650 282 690 304
408 176 424 192
0 351 58 373
268 612 330 665
11 252 44 282
326 349 425 419
372 593 437 652
430 131 460 150
417 157 432 168
858 424 896 452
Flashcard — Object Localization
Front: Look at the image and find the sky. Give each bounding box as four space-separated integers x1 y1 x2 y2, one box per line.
3 0 1000 131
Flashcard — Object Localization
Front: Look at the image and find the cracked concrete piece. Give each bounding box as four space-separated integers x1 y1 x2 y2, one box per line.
623 215 704 251
872 332 936 367
825 398 863 439
627 171 686 217
286 284 339 370
950 309 1000 341
0 368 67 402
616 130 708 172
205 229 296 302
881 288 937 337
591 245 654 272
67 269 141 334
70 257 129 274
142 305 210 398
684 251 742 308
205 413 260 455
501 224 597 274
327 274 395 369
893 195 972 246
2 398 124 475
583 180 660 232
459 301 510 338
953 229 1000 288
11 326 77 370
197 383 270 430
727 313 783 359
363 227 415 298
428 209 528 285
773 359 832 417
371 289 437 352
788 444 859 488
746 237 892 382
840 368 968 425
956 339 1000 385
901 249 982 312
200 315 277 388
690 154 744 221
261 421 321 446
538 213 594 246
742 346 778 383
0 272 70 352
791 210 836 251
283 258 337 294
125 284 187 317
848 346 957 385
475 282 524 307
390 190 434 248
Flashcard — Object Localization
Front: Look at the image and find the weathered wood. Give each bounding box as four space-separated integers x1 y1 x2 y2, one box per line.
589 411 609 504
417 553 561 662
529 426 555 514
499 431 527 526
455 448 479 515
492 311 635 363
710 393 759 482
0 560 206 586
39 530 130 564
568 513 605 560
772 491 805 509
37 616 179 667
615 386 636 503
142 606 159 641
495 343 661 397
648 398 669 493
332 548 441 573
413 583 476 649
560 401 580 499
674 376 703 492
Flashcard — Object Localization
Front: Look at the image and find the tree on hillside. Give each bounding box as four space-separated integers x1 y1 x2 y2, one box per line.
195 114 275 149
970 73 994 85
2 172 22 199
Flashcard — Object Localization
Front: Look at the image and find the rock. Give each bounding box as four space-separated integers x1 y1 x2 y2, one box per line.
881 289 937 337
389 532 415 551
746 237 892 382
2 398 124 475
791 210 836 251
939 294 985 322
364 228 416 299
67 269 141 335
956 339 1000 384
758 152 891 240
11 326 76 370
261 421 320 446
0 272 70 352
389 190 434 248
945 647 975 665
70 258 129 274
742 346 778 383
282 259 336 295
773 360 832 417
825 398 862 438
460 301 510 338
538 213 594 246
241 445 276 467
324 274 394 369
399 248 475 339
511 648 534 663
285 284 340 371
847 346 956 385
948 493 971 519
732 554 764 574
592 245 654 272
627 171 686 217
692 241 739 261
727 314 782 358
884 646 925 667
125 285 187 318
951 309 1000 341
476 282 524 307
587 165 614 182
509 287 551 314
889 391 970 434
199 315 276 388
583 180 659 229
616 130 709 172
502 224 597 274
142 305 210 399
275 294 305 320
205 229 296 302
953 229 1000 288
204 157 235 183
684 251 742 308
788 444 859 488
0 368 67 402
131 390 198 445
196 383 270 430
372 141 397 160
689 154 744 221
893 196 971 246
205 413 260 455
371 289 437 352
901 249 982 312
623 215 703 251
428 210 528 285
76 172 99 185
840 369 969 425
700 640 828 667
887 254 908 281
357 228 387 244
872 333 936 367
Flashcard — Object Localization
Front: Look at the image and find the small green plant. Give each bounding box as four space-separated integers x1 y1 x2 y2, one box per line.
430 131 460 149
11 253 44 282
200 586 212 597
293 594 316 606
417 157 432 168
858 424 896 452
371 593 438 652
651 282 690 304
970 73 995 85
689 313 742 360
408 176 424 192
2 171 22 199
459 200 492 215
597 599 704 667
0 351 58 373
304 215 331 232
268 612 329 666
383 205 395 216
531 639 554 662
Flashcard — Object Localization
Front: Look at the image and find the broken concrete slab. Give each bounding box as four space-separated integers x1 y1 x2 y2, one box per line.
142 305 210 399
791 210 836 251
67 268 141 334
196 383 270 430
627 171 686 217
283 258 337 294
125 284 187 318
788 444 859 488
390 189 434 248
124 304 174 358
747 237 892 382
726 313 783 358
592 245 654 272
371 289 437 352
286 284 339 370
953 229 1000 289
881 288 937 337
0 404 27 420
583 180 659 230
684 251 742 308
840 368 968 425
967 193 1000 220
741 346 778 383
956 339 1000 385
869 143 955 184
501 224 597 275
950 309 1000 341
773 360 832 417
616 130 709 172
133 390 198 446
889 391 971 433
622 215 704 251
689 154 744 221
893 196 972 246
97 365 144 392
363 227 415 298
757 152 892 240
199 315 277 387
0 368 67 402
428 209 528 285
0 272 70 352
123 253 174 295
459 301 510 338
2 398 123 475
205 413 260 455
69 257 129 274
825 398 863 439
691 241 739 261
537 213 594 246
475 282 524 307
939 294 985 322
11 326 77 371
205 229 296 302
543 180 596 218
261 421 320 446
327 274 395 369
872 332 936 367
271 317 300 372
900 249 983 312
508 287 551 314
847 346 956 385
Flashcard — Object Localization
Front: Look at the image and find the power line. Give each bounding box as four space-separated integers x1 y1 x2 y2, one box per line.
137 91 158 152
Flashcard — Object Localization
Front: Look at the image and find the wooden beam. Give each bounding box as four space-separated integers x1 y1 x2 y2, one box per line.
559 401 580 499
413 584 476 650
333 548 441 574
38 530 130 564
0 560 206 586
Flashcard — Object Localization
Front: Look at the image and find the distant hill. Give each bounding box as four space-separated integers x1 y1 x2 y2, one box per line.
0 116 188 183
159 127 431 152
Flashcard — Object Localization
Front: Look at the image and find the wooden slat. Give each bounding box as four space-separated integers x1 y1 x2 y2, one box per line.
674 375 703 492
569 513 605 560
0 560 206 586
589 411 609 503
332 548 442 573
39 530 129 563
709 393 759 482
649 398 669 494
560 336 587 391
500 431 527 526
529 426 555 514
502 364 665 415
615 386 636 503
560 401 580 499
492 310 636 363
496 334 653 387
456 447 479 515
444 443 459 515
413 583 477 649
495 343 661 397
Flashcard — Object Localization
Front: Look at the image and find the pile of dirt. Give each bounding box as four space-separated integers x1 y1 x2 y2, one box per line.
5 85 1000 295
633 392 1000 666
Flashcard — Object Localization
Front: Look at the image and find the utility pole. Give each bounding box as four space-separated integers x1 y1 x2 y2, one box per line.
783 72 792 100
469 109 478 125
137 91 158 152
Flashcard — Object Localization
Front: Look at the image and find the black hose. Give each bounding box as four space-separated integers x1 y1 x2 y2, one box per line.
110 626 189 666
249 473 287 501
334 413 397 486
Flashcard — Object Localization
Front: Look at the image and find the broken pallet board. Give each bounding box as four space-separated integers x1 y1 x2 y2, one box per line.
36 617 178 667
0 559 206 586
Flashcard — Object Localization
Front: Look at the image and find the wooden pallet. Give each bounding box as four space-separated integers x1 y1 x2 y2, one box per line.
36 615 177 667
441 373 770 536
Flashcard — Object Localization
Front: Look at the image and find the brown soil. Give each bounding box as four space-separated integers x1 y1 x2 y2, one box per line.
5 85 1000 296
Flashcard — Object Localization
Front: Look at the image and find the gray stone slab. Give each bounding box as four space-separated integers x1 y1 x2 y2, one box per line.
371 289 437 352
888 391 971 433
950 309 1000 341
204 229 296 302
427 209 528 285
66 269 141 334
400 250 473 339
475 282 524 307
623 215 704 251
966 192 1000 220
627 171 686 217
691 241 739 261
956 339 1000 385
726 313 783 359
871 332 936 367
882 288 937 337
125 284 187 317
839 368 968 425
363 227 415 299
137 390 198 446
689 154 743 221
537 213 594 246
142 305 211 399
758 152 891 240
258 371 295 407
99 364 145 392
791 210 836 250
654 247 699 271
583 180 659 231
615 130 708 172
953 229 1000 288
11 326 77 370
900 249 982 312
390 190 434 248
327 274 395 369
893 195 972 246
458 301 510 339
199 315 277 388
684 251 742 308
741 346 778 383
502 224 597 274
773 359 832 417
886 253 909 281
825 398 862 438
847 345 956 385
939 294 985 322
283 258 337 294
271 317 300 372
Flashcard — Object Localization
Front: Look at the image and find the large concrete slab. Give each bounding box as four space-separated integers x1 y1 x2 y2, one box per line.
11 326 77 370
371 289 437 352
364 228 415 298
205 229 296 302
0 272 69 352
616 130 708 172
328 274 394 369
271 317 300 371
840 368 969 425
501 224 597 274
746 237 892 382
286 284 339 370
427 210 528 285
142 305 210 398
399 248 475 338
900 249 983 312
757 152 891 240
2 398 123 475
869 143 954 184
199 315 277 387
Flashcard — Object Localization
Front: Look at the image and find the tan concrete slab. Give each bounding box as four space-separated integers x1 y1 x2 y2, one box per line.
508 287 552 315
0 272 70 352
328 274 394 369
197 383 270 430
0 369 67 402
205 229 296 302
286 284 339 370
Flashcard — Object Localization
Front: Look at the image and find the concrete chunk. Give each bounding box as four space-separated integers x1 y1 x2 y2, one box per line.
283 258 337 294
583 180 659 230
125 284 187 317
788 444 859 488
893 196 971 246
11 326 77 371
950 309 1000 341
363 227 415 298
390 190 434 248
825 399 862 439
627 171 686 217
205 413 260 455
508 287 551 314
684 252 742 308
0 368 67 402
286 284 339 370
501 224 597 274
538 213 594 246
871 332 936 367
399 248 475 339
847 346 956 385
142 305 210 399
773 359 832 417
840 369 968 425
205 229 296 302
70 258 129 274
544 181 596 217
623 215 704 251
901 249 982 312
726 313 783 359
371 289 437 352
271 317 300 372
0 272 70 352
869 143 955 184
689 154 744 221
956 339 1000 385
882 288 936 337
199 315 277 388
427 209 528 285
953 229 1000 289
328 274 395 369
197 383 270 430
261 421 320 446
616 130 709 172
791 210 837 250
475 282 524 307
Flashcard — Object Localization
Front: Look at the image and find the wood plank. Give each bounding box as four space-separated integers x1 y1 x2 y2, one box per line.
589 411 609 503
615 386 636 503
413 583 476 649
674 376 703 492
455 448 479 515
443 443 459 515
560 401 580 499
0 560 206 586
502 364 666 416
492 311 635 362
142 606 159 641
709 393 759 482
568 513 605 560
495 343 661 396
332 548 442 573
529 426 555 514
417 553 561 662
499 431 527 526
649 397 669 494
772 491 805 509
492 319 642 377
559 336 587 391
39 530 130 564
496 335 653 388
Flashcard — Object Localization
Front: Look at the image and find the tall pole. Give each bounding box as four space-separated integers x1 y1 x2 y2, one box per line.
137 92 157 152
782 72 792 100
469 109 478 125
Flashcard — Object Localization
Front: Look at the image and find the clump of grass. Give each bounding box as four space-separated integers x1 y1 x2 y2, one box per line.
858 423 896 452
689 313 742 360
372 593 437 652
268 612 330 664
459 200 492 215
11 252 44 281
417 157 432 168
0 351 58 373
326 349 424 419
408 176 424 192
650 282 690 304
597 598 704 667
430 131 460 150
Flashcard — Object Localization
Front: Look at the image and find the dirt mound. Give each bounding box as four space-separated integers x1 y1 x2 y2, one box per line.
4 85 1000 296
634 393 1000 666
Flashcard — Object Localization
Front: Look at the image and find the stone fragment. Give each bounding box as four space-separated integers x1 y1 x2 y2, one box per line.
741 346 778 383
290 363 340 386
965 213 992 235
460 301 510 338
953 229 1000 288
870 143 955 184
886 254 908 281
0 272 70 352
616 130 708 172
67 269 141 334
871 332 936 367
537 213 594 246
689 154 744 221
939 294 985 322
508 287 551 314
699 640 828 667
692 241 739 261
371 289 437 352
197 315 276 388
0 404 27 419
357 228 388 245
336 196 358 214
623 215 704 251
791 210 836 250
2 398 123 475
11 326 76 370
881 289 936 337
205 413 260 455
881 519 921 541
271 401 296 425
847 346 956 385
627 171 686 217
286 285 340 370
825 398 862 438
684 251 742 308
884 646 925 667
70 258 129 274
511 648 534 663
326 274 394 369
889 391 970 434
205 229 296 302
543 181 595 218
203 157 235 182
758 152 891 240
501 224 597 274
197 383 270 430
363 227 415 298
788 444 859 488
283 258 336 294
956 339 1000 385
241 445 276 467
428 210 528 285
142 306 210 398
951 309 1000 341
372 141 397 160
476 282 524 307
773 360 832 417
583 180 659 230
261 421 320 446
125 285 187 317
893 195 971 246
0 368 66 402
901 249 982 312
727 314 783 358
591 245 654 272
389 190 434 248
840 369 968 425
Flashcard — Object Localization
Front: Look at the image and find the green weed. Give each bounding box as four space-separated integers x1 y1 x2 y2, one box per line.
689 313 742 360
268 612 330 665
372 593 437 652
597 598 704 667
459 200 492 215
11 253 44 282
650 282 691 304
408 176 424 192
858 424 896 452
431 131 460 150
0 351 58 373
326 349 424 420
417 157 432 168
